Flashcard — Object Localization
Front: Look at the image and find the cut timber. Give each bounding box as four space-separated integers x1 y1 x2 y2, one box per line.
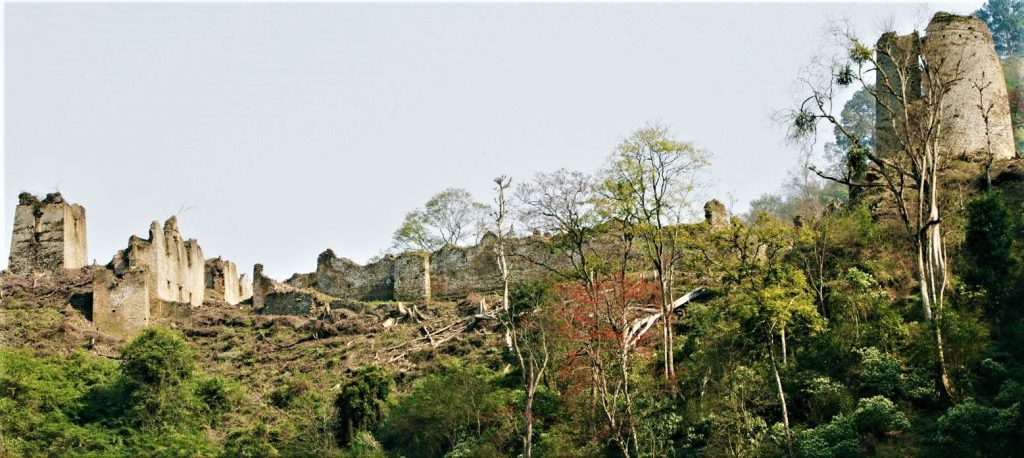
625 287 706 348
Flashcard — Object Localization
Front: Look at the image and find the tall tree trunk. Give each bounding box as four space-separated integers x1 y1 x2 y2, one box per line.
769 336 794 458
524 376 535 458
781 326 788 367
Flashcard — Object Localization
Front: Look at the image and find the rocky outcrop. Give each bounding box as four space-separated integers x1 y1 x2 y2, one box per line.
8 192 87 274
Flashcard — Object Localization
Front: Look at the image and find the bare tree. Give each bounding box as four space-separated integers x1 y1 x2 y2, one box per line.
515 169 603 288
493 175 551 458
600 123 710 380
786 22 964 399
976 76 998 190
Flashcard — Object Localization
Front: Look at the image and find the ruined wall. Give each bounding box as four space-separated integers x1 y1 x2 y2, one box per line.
299 200 728 304
314 250 397 300
393 252 430 301
875 31 922 158
92 217 205 336
253 263 322 315
923 12 1015 159
875 12 1015 160
429 239 502 301
205 257 252 305
92 267 150 335
704 199 729 231
8 192 87 274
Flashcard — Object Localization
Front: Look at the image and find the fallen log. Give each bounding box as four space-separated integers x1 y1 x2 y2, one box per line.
625 287 706 347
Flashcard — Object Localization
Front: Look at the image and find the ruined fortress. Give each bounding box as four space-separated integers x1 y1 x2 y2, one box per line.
875 12 1016 160
4 13 1016 338
8 194 252 336
8 193 87 274
4 190 732 336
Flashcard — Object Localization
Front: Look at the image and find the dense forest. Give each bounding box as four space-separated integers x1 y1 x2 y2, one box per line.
3 3 1024 457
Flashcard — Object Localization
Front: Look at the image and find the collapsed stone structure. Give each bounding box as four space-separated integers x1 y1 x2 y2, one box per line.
253 263 330 315
704 199 729 231
875 12 1015 160
205 257 252 305
302 234 521 304
92 217 206 335
262 202 734 309
8 192 87 274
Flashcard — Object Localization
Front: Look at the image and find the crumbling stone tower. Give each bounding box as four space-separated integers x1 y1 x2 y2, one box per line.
92 216 205 335
205 257 252 305
875 12 1015 160
8 192 87 274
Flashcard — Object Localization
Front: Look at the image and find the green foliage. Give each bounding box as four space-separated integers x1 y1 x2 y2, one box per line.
852 347 902 398
796 415 859 458
963 191 1018 317
334 366 392 446
934 401 1005 456
975 0 1024 58
122 327 196 390
0 328 243 456
801 376 854 424
849 41 873 64
380 360 517 458
851 396 909 436
222 423 280 458
933 380 1024 456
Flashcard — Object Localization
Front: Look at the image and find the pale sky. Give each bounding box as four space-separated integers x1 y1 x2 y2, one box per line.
4 2 980 279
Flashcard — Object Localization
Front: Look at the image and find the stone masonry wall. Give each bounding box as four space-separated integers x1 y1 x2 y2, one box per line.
8 192 87 274
253 263 322 315
205 257 252 305
92 217 205 335
314 250 397 301
923 12 1015 159
875 12 1015 160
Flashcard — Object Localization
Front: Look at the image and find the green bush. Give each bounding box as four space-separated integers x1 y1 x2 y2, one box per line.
334 366 392 446
122 327 196 389
379 360 516 458
802 376 854 424
795 415 859 458
852 347 901 398
851 396 909 436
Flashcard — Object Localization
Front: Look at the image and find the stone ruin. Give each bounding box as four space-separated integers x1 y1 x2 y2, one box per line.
8 192 87 274
92 217 206 335
5 192 737 325
252 263 331 316
205 257 253 305
875 12 1016 160
293 234 511 305
704 199 729 231
252 201 735 310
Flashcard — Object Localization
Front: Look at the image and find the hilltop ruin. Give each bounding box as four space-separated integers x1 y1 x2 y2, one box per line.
251 201 735 311
205 257 253 305
875 12 1016 160
8 192 87 274
88 217 251 336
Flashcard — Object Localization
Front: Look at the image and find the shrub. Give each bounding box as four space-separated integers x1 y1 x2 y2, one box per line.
121 328 196 390
851 396 909 436
802 376 854 424
795 415 859 458
334 366 392 446
852 347 901 398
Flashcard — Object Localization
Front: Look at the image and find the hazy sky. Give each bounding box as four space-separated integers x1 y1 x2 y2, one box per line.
4 2 979 279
